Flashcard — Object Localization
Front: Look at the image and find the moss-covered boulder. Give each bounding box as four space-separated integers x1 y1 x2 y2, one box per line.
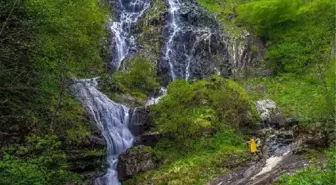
117 145 160 181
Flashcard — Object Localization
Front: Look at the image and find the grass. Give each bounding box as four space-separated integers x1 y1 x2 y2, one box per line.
122 131 252 185
239 74 332 121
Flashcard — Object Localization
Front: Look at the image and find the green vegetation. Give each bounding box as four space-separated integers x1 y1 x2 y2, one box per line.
113 57 160 100
100 56 160 104
123 76 255 184
238 0 334 74
186 0 335 183
240 58 335 121
275 149 336 185
0 0 109 183
0 136 80 185
235 0 336 123
153 75 257 146
124 132 250 185
200 0 335 74
199 0 335 121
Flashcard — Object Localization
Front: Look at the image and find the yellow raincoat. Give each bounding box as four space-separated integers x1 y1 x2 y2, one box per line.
249 139 257 153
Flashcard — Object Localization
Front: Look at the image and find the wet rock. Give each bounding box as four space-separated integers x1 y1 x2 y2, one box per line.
292 125 328 153
129 107 155 136
140 131 161 146
256 99 286 128
228 31 266 78
117 145 160 181
208 128 309 185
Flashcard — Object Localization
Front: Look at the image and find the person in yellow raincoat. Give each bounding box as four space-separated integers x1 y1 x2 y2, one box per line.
249 138 257 153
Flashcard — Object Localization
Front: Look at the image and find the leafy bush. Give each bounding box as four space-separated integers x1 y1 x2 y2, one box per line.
1 0 109 138
0 136 80 185
152 75 257 146
112 57 160 100
26 0 109 77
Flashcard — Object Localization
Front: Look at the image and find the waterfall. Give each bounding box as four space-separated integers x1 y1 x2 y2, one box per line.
70 0 152 184
162 0 221 81
71 78 133 185
109 0 150 71
163 0 181 80
145 87 167 106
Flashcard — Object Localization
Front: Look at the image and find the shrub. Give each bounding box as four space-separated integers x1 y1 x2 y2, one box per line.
0 136 81 185
112 57 160 100
152 75 257 146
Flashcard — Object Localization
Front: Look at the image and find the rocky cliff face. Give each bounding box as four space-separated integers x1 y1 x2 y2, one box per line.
133 0 266 85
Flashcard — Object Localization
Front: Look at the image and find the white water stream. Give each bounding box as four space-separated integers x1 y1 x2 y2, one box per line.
110 0 150 70
72 79 134 185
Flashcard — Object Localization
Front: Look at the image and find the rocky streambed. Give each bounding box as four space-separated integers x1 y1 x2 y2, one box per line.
208 99 330 185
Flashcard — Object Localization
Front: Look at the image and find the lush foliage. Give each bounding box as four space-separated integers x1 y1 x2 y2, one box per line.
124 131 250 185
240 58 335 122
275 150 336 185
112 57 160 100
0 136 81 185
0 0 109 183
240 0 334 73
237 0 303 38
0 0 108 135
121 76 256 184
152 75 257 146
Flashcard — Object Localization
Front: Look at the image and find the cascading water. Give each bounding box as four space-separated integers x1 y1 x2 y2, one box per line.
71 0 152 184
163 0 181 80
161 0 227 82
71 79 134 185
109 0 150 71
145 87 167 106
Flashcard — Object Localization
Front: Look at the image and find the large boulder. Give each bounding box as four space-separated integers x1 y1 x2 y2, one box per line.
129 107 155 136
256 99 286 128
117 145 160 181
292 124 328 153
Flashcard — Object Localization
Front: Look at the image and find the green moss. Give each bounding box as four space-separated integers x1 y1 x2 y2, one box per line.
122 76 256 184
198 0 246 38
134 0 166 59
100 56 160 104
